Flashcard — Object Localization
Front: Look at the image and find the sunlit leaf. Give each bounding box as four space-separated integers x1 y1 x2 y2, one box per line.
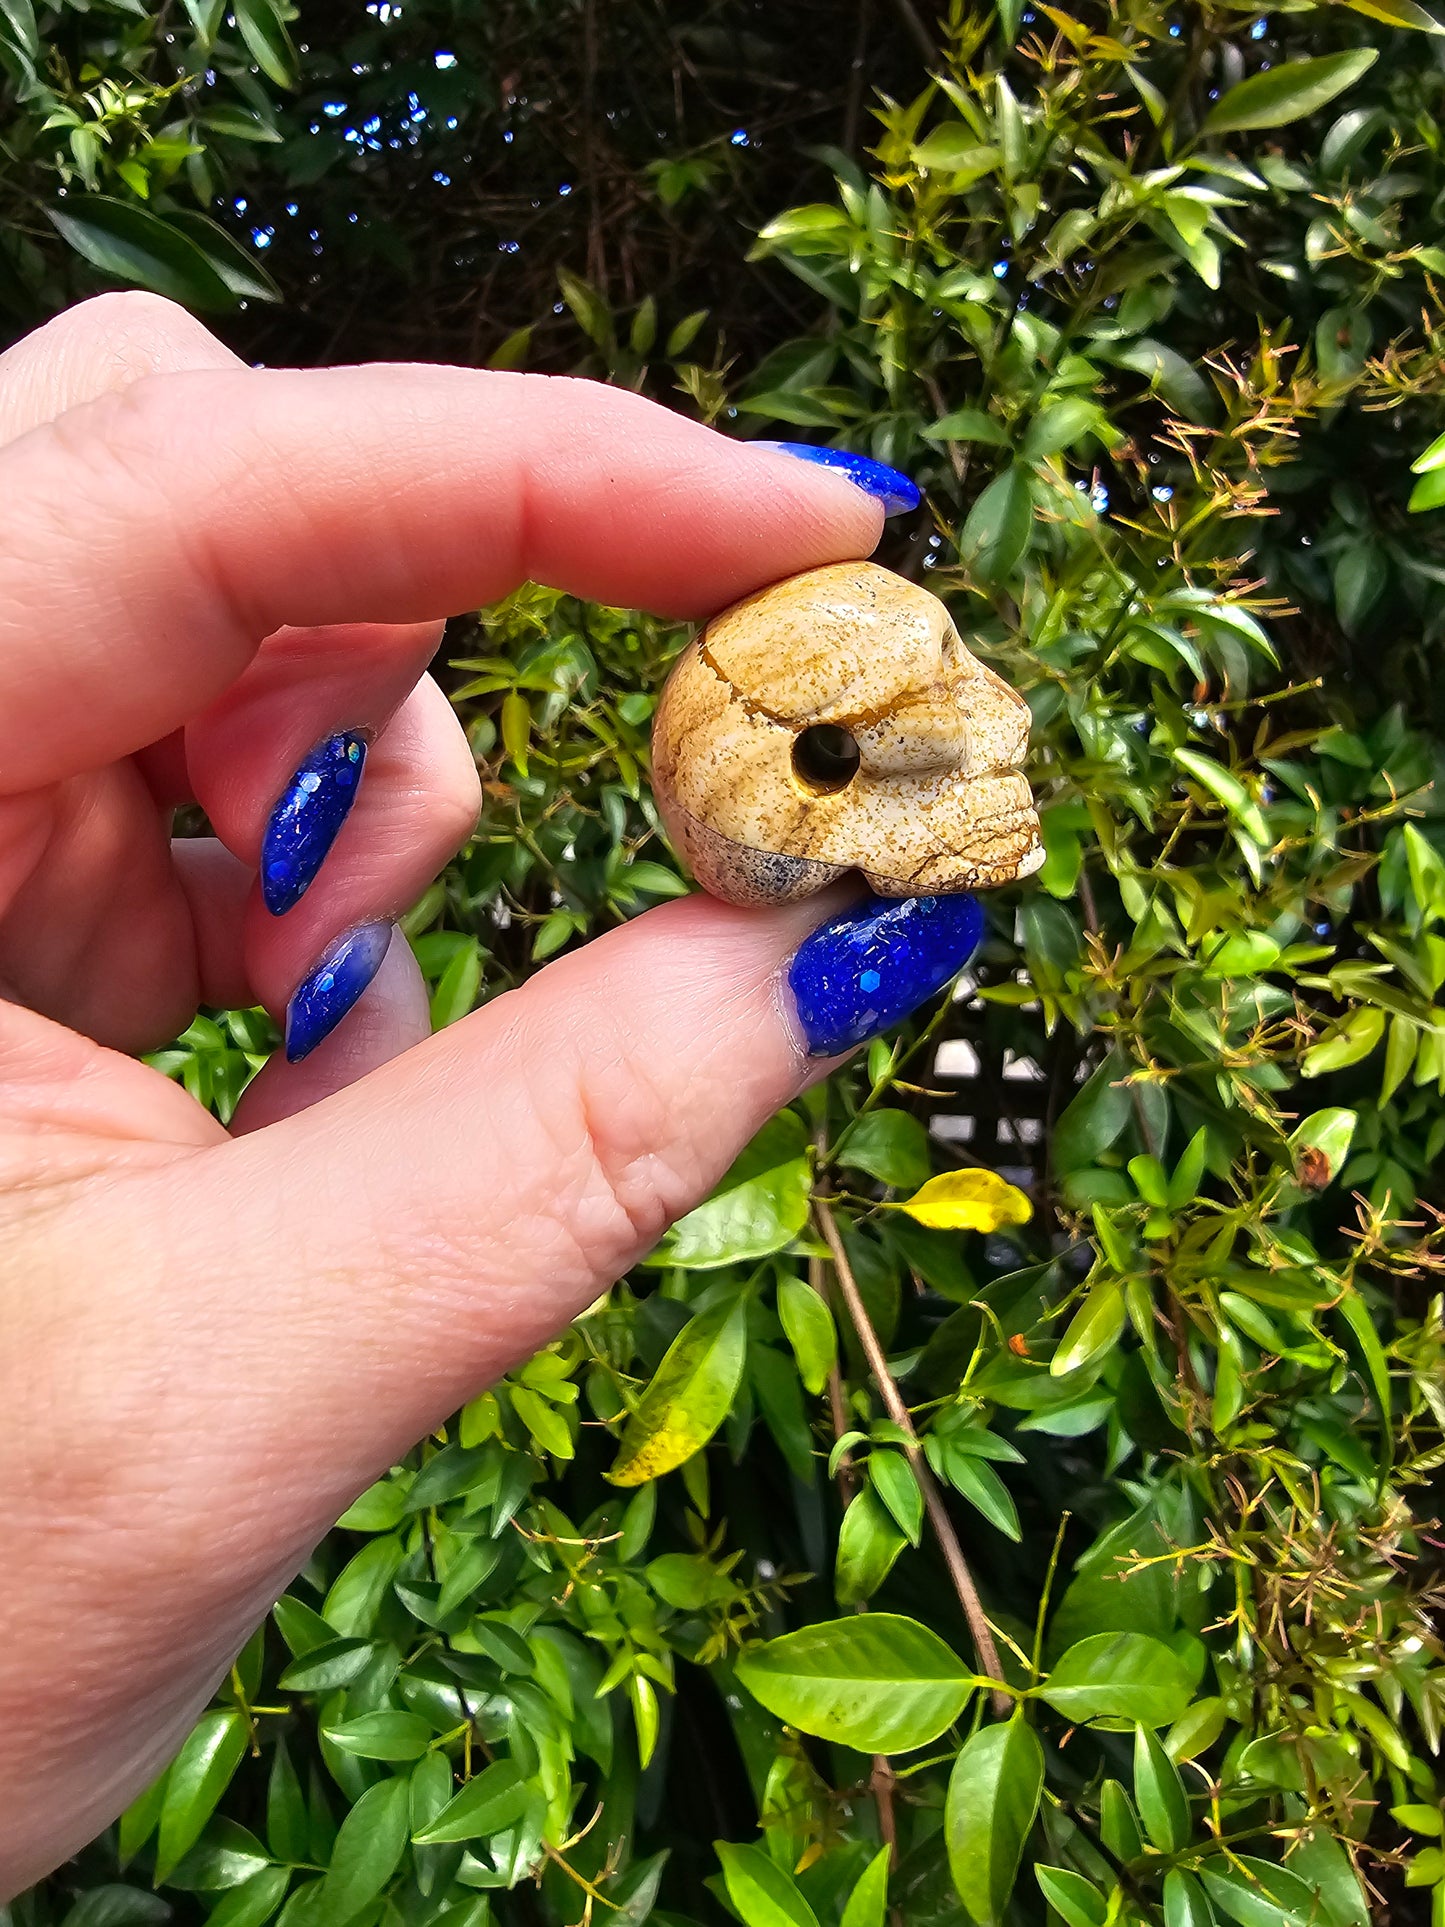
737 1614 974 1753
607 1294 748 1485
895 1168 1032 1232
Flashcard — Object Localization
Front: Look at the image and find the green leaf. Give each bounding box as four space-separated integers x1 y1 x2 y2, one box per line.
320 1775 410 1919
267 1742 310 1866
941 1450 1021 1540
413 1759 529 1844
838 1109 932 1191
606 1293 748 1485
1038 1633 1193 1726
913 126 998 175
1288 1108 1357 1184
756 204 851 248
924 407 1009 446
277 1638 375 1692
869 1449 923 1545
1035 1867 1108 1927
834 1485 908 1603
1052 1277 1126 1378
1203 50 1378 135
650 1113 811 1268
1174 749 1269 846
429 938 482 1029
1200 1857 1321 1927
154 1708 249 1883
1393 1805 1445 1837
736 1613 974 1753
1302 1006 1384 1077
1023 399 1100 460
335 1478 408 1533
0 0 39 60
715 1841 821 1927
1287 1826 1371 1927
205 1868 291 1927
1341 0 1445 27
1408 465 1445 512
117 1773 167 1867
511 1383 574 1460
840 1847 892 1927
60 1891 170 1927
165 210 282 303
47 199 236 311
1100 1779 1144 1863
1164 1870 1219 1927
272 1595 333 1658
945 1713 1044 1926
322 1710 432 1762
233 0 298 86
959 465 1033 585
1133 1723 1190 1852
777 1275 837 1396
1053 1053 1133 1172
1335 1289 1392 1428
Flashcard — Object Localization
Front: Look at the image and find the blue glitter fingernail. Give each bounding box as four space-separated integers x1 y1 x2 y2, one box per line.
788 893 984 1059
285 921 392 1063
261 731 368 916
753 442 920 516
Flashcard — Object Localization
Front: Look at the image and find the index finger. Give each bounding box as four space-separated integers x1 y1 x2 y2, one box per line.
0 366 892 790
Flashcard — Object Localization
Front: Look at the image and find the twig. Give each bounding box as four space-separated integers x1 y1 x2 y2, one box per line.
888 0 936 67
842 0 873 157
812 1226 898 1870
813 1250 858 1504
812 1190 1010 1714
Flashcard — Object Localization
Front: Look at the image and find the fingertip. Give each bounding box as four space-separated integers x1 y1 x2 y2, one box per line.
231 925 428 1133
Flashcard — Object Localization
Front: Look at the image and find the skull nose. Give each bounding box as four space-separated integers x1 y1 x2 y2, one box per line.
853 696 971 777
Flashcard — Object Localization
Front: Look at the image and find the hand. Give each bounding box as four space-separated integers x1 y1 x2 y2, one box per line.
0 293 962 1894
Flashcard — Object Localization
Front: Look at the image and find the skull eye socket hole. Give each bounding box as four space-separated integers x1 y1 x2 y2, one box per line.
792 724 861 795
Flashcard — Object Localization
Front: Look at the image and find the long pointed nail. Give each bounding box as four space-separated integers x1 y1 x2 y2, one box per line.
787 893 984 1059
752 441 920 516
261 732 368 915
285 922 393 1063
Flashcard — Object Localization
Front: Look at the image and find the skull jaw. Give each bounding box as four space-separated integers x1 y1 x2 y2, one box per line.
658 793 847 906
659 794 1043 908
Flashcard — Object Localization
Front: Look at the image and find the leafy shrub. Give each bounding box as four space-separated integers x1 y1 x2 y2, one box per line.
9 4 1445 1927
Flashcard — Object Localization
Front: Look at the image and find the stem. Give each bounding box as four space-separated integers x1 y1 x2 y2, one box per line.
813 1190 1010 1714
842 0 873 157
812 1228 898 1867
814 1250 858 1505
1031 1512 1070 1685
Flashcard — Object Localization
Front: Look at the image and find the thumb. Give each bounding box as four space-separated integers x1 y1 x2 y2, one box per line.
80 885 981 1517
218 889 835 1474
0 884 980 1886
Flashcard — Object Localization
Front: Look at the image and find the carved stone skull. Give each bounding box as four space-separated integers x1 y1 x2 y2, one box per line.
651 561 1044 906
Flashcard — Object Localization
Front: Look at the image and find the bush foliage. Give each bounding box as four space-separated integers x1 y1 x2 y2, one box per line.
7 2 1445 1925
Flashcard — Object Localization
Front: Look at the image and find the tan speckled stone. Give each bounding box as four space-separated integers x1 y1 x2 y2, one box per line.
651 561 1043 906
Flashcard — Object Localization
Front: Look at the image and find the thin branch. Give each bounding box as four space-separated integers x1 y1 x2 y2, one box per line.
842 0 873 157
888 0 936 67
813 1192 1010 1714
812 1231 899 1869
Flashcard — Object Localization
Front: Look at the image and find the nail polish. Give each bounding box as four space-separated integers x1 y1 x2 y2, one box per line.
285 921 393 1063
788 893 984 1059
753 442 920 516
261 732 368 915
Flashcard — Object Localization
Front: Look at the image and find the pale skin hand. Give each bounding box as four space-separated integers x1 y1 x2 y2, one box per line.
0 293 884 1895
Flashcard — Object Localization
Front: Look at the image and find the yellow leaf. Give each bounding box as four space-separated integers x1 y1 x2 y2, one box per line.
895 1168 1033 1232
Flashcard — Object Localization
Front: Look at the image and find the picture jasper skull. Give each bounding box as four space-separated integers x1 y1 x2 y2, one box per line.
651 561 1044 906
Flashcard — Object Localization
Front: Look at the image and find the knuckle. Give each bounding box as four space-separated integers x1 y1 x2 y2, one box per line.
49 291 227 381
562 1028 704 1261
